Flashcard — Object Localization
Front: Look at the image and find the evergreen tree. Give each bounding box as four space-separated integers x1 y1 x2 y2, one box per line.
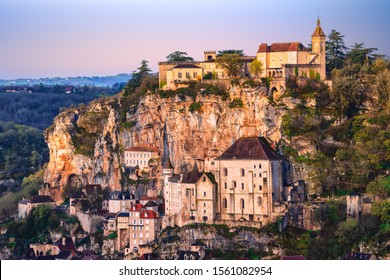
347 43 378 65
123 60 152 96
326 29 347 72
166 51 194 62
217 49 245 56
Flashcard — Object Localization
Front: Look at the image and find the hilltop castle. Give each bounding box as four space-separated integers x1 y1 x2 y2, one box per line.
159 19 326 87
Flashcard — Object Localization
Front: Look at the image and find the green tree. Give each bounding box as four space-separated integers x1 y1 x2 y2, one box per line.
367 176 390 200
166 51 194 62
347 43 378 65
217 49 245 56
335 219 361 254
371 200 390 223
326 30 347 72
249 60 263 78
123 60 152 96
373 69 390 110
331 61 366 119
216 54 243 78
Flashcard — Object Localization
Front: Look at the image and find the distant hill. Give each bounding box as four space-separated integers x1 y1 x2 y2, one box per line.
0 73 132 87
0 92 99 129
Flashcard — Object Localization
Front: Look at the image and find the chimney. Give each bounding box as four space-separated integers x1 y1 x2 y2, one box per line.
62 237 66 246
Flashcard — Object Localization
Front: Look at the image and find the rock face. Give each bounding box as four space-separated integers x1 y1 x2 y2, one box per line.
44 101 122 202
157 226 278 259
44 84 288 202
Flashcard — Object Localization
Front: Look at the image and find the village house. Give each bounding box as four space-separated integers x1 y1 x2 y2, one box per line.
124 145 160 174
114 203 162 254
158 19 326 88
18 195 56 219
163 167 217 227
108 190 136 213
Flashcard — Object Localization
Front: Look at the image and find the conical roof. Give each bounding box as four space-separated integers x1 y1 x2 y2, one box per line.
312 18 326 38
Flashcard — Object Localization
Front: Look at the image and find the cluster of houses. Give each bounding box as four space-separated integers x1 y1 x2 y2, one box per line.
16 136 288 259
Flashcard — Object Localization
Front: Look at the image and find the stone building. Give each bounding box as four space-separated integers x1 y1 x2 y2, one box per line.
256 18 326 80
158 19 327 88
124 145 160 172
115 203 162 253
163 169 217 227
214 136 284 227
18 195 56 219
108 190 136 213
159 54 255 88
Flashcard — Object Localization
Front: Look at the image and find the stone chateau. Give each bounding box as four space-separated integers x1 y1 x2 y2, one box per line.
159 18 326 88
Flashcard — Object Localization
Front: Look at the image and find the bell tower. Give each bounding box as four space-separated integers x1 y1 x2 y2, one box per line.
311 18 326 79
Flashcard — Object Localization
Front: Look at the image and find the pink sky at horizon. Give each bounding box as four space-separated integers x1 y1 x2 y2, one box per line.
1 0 389 79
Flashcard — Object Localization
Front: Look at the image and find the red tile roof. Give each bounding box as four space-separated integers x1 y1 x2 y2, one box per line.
125 145 159 153
257 42 307 53
140 209 158 219
129 203 144 212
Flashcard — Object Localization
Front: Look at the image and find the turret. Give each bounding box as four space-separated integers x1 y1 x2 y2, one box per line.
204 51 216 61
311 18 326 79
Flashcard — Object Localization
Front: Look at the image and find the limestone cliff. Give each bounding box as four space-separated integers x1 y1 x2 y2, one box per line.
44 83 291 202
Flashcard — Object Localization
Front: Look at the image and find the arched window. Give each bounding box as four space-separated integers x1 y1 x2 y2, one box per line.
223 198 227 208
223 168 228 176
259 163 262 169
241 183 244 190
259 185 262 191
232 180 237 188
241 168 245 177
240 198 245 209
224 182 227 189
257 196 262 206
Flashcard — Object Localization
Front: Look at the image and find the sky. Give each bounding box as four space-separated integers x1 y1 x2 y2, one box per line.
0 0 389 79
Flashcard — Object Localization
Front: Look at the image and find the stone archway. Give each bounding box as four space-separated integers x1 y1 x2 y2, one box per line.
269 86 278 99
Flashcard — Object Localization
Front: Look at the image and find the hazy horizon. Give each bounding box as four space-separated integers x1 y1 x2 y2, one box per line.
1 0 389 79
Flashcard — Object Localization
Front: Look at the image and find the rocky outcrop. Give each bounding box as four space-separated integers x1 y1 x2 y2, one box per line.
157 225 279 259
44 101 122 202
43 83 298 202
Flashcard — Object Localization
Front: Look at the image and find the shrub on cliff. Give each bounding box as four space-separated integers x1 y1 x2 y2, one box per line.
189 102 203 113
229 98 244 108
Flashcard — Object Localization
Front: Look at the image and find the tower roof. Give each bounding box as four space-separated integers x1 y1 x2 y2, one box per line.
312 18 326 38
